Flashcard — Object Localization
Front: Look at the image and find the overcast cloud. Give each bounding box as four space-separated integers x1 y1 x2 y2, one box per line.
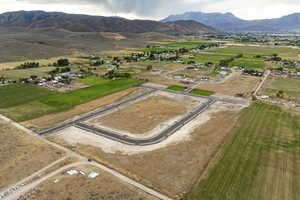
0 0 299 20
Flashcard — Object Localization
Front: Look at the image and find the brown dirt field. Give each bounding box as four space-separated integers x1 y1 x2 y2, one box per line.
91 95 187 134
0 119 64 190
51 111 241 198
200 72 260 96
135 72 191 87
18 165 158 200
170 69 213 79
22 88 146 131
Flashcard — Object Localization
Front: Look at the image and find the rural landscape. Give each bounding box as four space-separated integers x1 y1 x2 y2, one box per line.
0 1 300 200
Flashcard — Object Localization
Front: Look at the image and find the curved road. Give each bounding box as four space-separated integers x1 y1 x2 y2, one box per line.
75 98 216 146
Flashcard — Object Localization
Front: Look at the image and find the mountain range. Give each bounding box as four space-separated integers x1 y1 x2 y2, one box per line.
162 12 300 33
0 11 217 34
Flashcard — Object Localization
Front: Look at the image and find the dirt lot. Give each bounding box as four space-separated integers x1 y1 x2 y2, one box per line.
89 94 187 135
0 119 64 190
18 165 158 200
50 108 241 198
135 71 192 87
22 87 146 131
200 72 260 96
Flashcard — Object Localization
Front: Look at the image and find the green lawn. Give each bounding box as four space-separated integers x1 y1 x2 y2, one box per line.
0 84 56 108
0 78 142 121
167 85 187 91
190 89 215 96
183 102 300 200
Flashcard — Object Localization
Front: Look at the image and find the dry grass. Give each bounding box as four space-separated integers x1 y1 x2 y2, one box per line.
0 119 64 190
91 95 186 134
19 165 158 200
200 73 260 96
23 88 146 131
52 111 240 198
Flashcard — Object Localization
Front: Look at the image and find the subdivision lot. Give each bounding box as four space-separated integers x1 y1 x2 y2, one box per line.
18 165 158 200
200 72 260 96
49 101 244 198
23 87 147 131
89 94 190 135
183 102 300 200
87 91 206 136
0 119 64 190
263 77 300 101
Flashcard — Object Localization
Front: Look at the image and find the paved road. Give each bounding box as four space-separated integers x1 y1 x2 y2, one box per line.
140 84 245 105
39 89 157 136
75 98 216 146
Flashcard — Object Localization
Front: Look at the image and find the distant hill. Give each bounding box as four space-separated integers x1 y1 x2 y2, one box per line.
162 11 300 33
0 11 217 34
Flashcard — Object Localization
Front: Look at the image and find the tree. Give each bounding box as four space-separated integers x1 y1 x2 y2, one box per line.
57 59 70 66
146 65 153 71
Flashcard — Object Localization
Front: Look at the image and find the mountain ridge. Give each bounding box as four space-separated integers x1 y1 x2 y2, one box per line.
162 11 300 33
0 10 218 34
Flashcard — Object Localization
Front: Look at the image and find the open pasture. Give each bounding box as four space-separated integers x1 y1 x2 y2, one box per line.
263 77 300 100
0 67 56 80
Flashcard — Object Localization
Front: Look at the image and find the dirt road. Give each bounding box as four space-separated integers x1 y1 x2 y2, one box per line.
0 114 173 200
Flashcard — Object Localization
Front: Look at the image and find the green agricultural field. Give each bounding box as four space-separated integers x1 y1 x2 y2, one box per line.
77 76 110 85
191 53 236 64
165 41 217 49
0 78 142 121
208 45 300 60
140 48 172 53
229 58 266 69
184 102 300 200
40 78 142 110
190 89 215 96
0 84 56 108
264 77 300 99
0 67 56 80
167 85 187 91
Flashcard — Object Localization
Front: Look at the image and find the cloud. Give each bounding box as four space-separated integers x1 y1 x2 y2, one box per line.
17 0 217 18
12 0 300 20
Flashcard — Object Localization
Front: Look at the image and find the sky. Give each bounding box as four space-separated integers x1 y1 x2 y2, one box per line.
0 0 300 20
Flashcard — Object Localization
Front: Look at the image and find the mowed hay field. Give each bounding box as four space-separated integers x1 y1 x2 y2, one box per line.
184 102 300 200
91 95 187 134
0 119 64 190
0 78 142 122
19 165 158 200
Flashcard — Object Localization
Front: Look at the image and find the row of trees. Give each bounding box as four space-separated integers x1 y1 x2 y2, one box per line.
16 62 39 69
